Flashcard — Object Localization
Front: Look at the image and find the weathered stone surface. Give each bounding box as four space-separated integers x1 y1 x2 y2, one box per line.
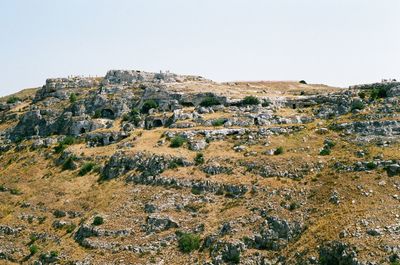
145 215 179 233
318 241 362 265
101 152 191 180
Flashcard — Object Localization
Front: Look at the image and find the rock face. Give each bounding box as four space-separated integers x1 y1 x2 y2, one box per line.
34 77 99 102
145 215 179 233
247 216 304 250
103 70 206 86
101 152 191 180
319 241 362 265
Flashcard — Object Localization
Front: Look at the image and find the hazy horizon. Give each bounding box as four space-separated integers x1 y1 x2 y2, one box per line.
1 0 399 96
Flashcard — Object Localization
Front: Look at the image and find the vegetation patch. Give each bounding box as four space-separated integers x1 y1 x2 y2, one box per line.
200 96 221 107
177 232 201 253
170 136 187 148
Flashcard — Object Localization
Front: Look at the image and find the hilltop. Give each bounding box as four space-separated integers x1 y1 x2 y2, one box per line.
0 70 399 265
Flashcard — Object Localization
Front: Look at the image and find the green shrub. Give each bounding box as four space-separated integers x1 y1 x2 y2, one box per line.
170 136 186 148
212 118 226 127
54 136 76 153
200 96 221 107
62 136 76 145
10 188 22 195
319 148 331 156
29 244 39 255
123 108 142 125
92 216 104 226
141 100 158 114
194 153 205 165
78 162 96 176
177 232 201 253
366 161 377 170
0 184 6 192
93 109 102 118
50 251 58 258
69 93 77 103
53 210 66 218
351 100 365 111
274 146 284 155
324 139 336 149
6 96 21 104
289 202 300 211
65 223 77 233
299 80 307 84
358 91 366 99
240 96 260 106
224 251 240 263
62 156 77 171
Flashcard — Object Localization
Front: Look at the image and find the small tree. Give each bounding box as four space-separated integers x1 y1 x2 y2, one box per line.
299 80 307 84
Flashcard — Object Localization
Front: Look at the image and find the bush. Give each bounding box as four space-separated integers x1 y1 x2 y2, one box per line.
141 100 158 114
53 210 66 218
240 96 260 106
366 161 377 170
319 148 331 156
92 216 104 226
93 109 102 118
170 136 186 148
10 188 22 195
62 156 77 171
123 108 142 125
29 244 39 255
274 146 284 155
324 139 336 149
65 223 77 233
212 118 226 127
177 232 201 253
69 93 77 103
200 96 221 107
54 136 76 153
6 96 21 104
358 91 366 99
351 100 365 111
299 80 307 84
78 162 96 176
194 153 205 165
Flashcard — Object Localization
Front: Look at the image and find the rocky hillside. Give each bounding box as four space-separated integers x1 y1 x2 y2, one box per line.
0 70 399 265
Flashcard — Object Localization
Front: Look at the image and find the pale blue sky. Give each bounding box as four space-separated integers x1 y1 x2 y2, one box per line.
1 0 399 96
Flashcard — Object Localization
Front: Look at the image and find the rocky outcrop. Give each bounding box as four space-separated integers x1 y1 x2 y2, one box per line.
318 241 362 265
128 174 248 197
101 152 191 180
103 70 206 86
144 215 179 233
34 77 99 102
246 216 304 250
332 120 400 137
86 131 129 147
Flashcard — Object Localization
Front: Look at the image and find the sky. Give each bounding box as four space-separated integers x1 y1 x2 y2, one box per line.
1 0 399 96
